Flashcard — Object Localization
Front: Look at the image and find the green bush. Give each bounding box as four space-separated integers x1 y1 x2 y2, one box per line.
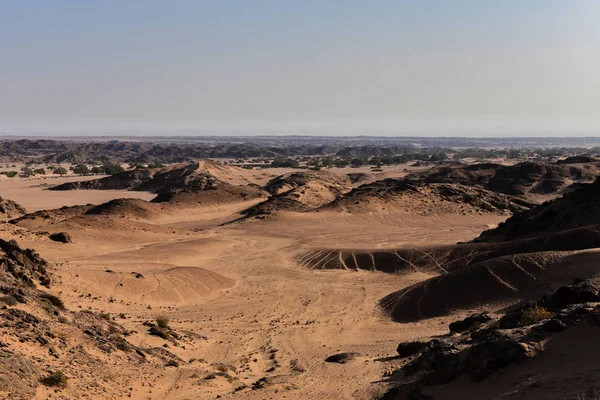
72 164 90 175
102 163 124 175
20 167 34 177
54 167 68 176
270 158 299 168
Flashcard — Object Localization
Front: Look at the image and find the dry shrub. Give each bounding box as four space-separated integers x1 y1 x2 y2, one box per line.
148 326 170 340
520 305 553 325
290 359 305 373
156 315 170 329
0 295 17 306
98 312 111 321
115 339 132 352
40 370 68 388
39 292 65 310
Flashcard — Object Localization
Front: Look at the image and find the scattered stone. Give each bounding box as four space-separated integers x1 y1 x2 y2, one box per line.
396 341 429 358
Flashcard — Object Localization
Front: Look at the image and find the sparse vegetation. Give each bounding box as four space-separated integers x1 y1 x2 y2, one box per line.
54 166 68 176
40 370 68 388
148 326 171 340
290 358 305 372
39 292 65 310
520 305 554 325
115 340 132 352
156 315 170 329
99 312 111 321
72 164 90 175
270 158 300 168
0 295 18 306
20 167 34 177
102 162 124 175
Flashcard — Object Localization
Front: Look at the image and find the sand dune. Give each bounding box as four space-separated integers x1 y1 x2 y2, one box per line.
298 222 600 323
60 264 235 306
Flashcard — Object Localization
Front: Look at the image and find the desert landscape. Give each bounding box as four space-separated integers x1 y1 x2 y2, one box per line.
1 138 600 399
5 2 600 398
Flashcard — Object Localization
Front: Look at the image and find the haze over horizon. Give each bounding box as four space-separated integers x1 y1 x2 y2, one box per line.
2 1 600 136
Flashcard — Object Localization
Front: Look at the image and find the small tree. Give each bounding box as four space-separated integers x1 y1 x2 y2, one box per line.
270 158 299 168
21 167 34 177
102 163 124 175
34 168 46 175
72 164 89 176
54 167 68 176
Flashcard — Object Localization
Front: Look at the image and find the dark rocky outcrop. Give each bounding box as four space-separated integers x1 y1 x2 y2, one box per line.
396 341 437 358
448 313 492 333
324 352 359 364
383 279 600 399
407 161 600 197
0 197 26 219
0 239 50 287
475 176 600 242
48 232 71 243
556 155 598 164
0 239 173 398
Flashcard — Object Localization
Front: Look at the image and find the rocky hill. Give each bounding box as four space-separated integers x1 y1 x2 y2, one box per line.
0 196 27 219
408 160 600 197
321 179 535 216
241 171 352 217
383 278 600 399
475 177 600 242
0 239 183 399
50 162 267 205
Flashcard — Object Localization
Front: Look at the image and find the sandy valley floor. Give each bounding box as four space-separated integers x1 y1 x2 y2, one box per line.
0 172 511 400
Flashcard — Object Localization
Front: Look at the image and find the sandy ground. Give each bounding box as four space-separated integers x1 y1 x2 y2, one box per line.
0 176 155 211
0 170 510 400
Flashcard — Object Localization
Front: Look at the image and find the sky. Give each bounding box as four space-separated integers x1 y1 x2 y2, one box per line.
1 0 600 136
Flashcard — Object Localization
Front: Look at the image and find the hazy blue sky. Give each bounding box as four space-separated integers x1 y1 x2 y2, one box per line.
1 1 600 136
